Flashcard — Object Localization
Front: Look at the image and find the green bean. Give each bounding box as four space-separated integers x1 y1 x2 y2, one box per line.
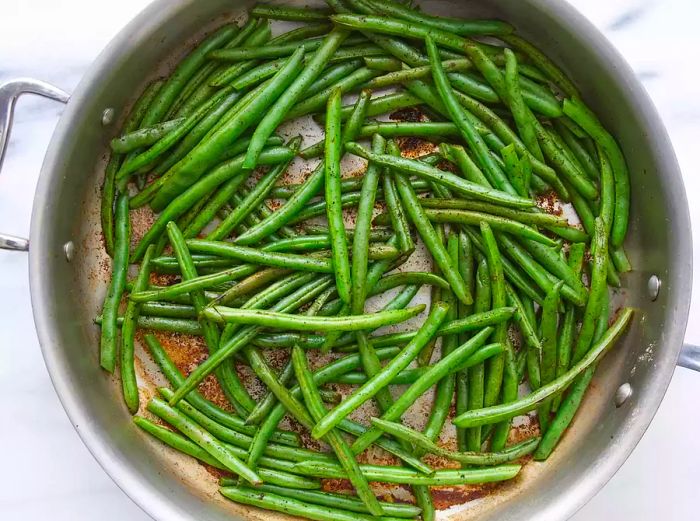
150 51 304 207
285 67 380 121
131 145 293 261
212 268 289 306
563 98 629 246
370 272 449 295
346 142 533 208
553 120 599 180
250 484 420 519
147 397 260 484
243 28 348 169
499 143 527 199
140 24 238 126
100 195 130 373
110 117 185 154
306 59 364 97
203 21 273 90
500 34 580 98
262 307 512 352
132 266 258 304
552 302 576 411
373 418 539 465
245 360 295 427
186 240 332 273
537 291 610 459
571 218 609 364
453 308 633 428
292 347 383 515
418 197 567 227
118 245 154 412
137 301 195 319
100 314 201 335
384 142 415 254
351 327 497 454
203 304 424 331
220 486 394 521
424 208 557 247
166 222 256 412
440 143 489 188
425 38 515 195
251 4 330 20
448 71 499 103
366 0 513 35
311 302 448 439
503 49 542 160
363 56 401 71
136 416 314 488
292 459 520 485
505 285 541 388
538 280 563 431
478 223 515 450
330 44 387 62
331 13 467 54
363 59 471 90
352 133 385 313
423 241 459 442
248 347 431 473
394 173 471 305
497 233 584 307
134 417 315 488
118 86 240 186
464 227 544 305
181 177 252 239
149 251 250 275
332 367 425 385
519 237 588 303
157 386 326 466
238 95 371 245
210 38 328 61
532 119 597 201
463 256 492 451
102 81 162 254
210 141 300 241
130 125 282 209
142 333 298 444
322 88 353 304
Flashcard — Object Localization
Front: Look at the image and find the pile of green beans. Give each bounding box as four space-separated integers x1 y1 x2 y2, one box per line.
96 2 635 519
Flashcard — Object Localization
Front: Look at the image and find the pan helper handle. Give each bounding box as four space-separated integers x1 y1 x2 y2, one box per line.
0 78 69 252
679 344 700 372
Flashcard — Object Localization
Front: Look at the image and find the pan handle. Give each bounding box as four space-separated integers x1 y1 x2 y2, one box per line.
0 78 70 252
678 344 700 372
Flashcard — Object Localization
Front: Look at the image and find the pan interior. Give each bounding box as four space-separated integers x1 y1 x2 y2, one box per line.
30 1 691 521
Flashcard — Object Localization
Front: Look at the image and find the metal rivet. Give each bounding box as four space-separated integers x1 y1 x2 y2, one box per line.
647 275 661 301
63 241 74 261
101 108 115 126
615 383 632 407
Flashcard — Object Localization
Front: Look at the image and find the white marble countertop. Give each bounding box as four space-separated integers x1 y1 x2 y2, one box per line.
1 1 699 519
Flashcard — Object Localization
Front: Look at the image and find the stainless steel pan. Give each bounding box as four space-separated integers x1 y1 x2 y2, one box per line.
1 0 698 519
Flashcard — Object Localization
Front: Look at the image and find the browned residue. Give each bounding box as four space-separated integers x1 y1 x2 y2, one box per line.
536 190 564 216
390 106 424 123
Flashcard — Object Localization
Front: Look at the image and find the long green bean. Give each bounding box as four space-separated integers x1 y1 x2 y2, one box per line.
453 308 633 428
100 195 130 373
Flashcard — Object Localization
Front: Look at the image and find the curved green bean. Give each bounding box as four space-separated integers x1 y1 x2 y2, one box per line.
453 308 633 428
100 195 130 373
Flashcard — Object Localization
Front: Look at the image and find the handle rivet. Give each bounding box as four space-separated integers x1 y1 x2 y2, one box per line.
101 108 115 126
63 241 74 261
647 275 661 301
615 383 632 407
